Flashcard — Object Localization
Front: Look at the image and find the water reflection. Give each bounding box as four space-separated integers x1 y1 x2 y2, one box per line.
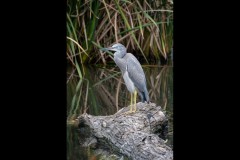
67 65 173 159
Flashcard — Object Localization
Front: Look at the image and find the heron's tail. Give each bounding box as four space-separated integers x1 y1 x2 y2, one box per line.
141 87 149 103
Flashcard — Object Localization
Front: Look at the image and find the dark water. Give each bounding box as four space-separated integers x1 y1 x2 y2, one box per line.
67 65 173 160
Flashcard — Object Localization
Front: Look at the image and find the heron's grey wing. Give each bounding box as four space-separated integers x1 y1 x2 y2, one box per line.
123 68 135 93
124 53 147 92
114 55 127 75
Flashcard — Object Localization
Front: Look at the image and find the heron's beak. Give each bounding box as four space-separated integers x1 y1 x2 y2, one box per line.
100 47 115 51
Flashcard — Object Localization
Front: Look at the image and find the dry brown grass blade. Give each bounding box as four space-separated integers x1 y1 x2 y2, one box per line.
114 12 118 42
126 37 131 49
95 13 110 35
67 68 76 84
66 52 76 67
133 10 174 14
136 0 159 30
144 0 153 10
161 34 167 59
100 1 118 12
118 31 135 42
125 4 135 50
152 27 163 55
67 37 89 57
97 15 115 41
142 34 150 53
102 0 114 27
150 31 153 48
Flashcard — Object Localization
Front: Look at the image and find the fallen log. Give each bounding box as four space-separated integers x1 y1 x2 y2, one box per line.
78 102 173 160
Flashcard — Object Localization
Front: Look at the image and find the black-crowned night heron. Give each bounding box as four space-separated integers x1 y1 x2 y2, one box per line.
101 43 149 113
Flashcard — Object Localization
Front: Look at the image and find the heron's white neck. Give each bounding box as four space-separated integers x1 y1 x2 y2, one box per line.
114 50 126 58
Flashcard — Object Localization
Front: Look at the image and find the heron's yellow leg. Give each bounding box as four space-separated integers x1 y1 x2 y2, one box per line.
123 93 133 114
130 92 133 110
133 90 137 112
129 93 133 112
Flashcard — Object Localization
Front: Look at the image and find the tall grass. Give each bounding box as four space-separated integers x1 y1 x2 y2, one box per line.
67 0 173 69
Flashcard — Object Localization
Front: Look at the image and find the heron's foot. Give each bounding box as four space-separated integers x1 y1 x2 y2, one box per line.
124 108 137 114
123 110 133 115
121 105 136 114
132 106 137 112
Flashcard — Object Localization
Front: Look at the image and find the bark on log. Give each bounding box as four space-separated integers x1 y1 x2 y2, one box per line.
78 102 173 160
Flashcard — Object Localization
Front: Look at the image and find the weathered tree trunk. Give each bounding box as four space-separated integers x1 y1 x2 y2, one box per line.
78 102 173 160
